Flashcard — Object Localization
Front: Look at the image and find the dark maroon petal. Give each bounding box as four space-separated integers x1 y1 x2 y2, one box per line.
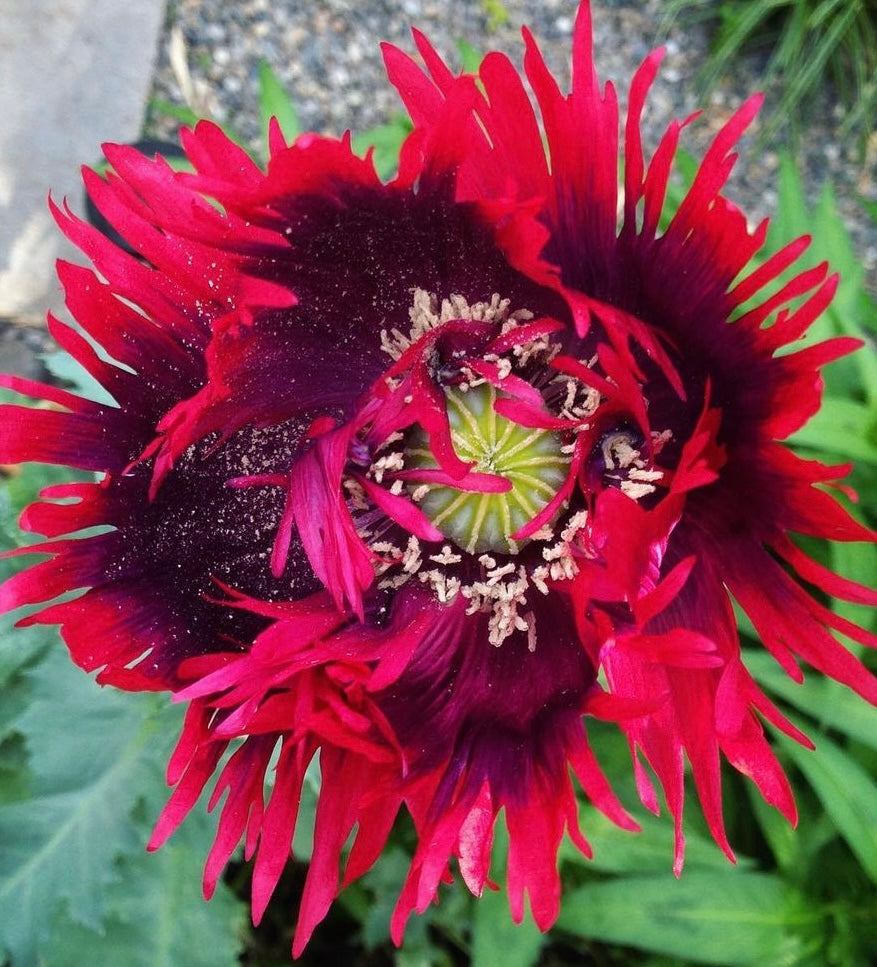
159 143 570 457
376 586 600 818
5 420 320 688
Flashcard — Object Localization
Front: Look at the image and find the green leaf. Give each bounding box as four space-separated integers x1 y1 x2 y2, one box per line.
776 724 877 886
744 781 800 873
356 848 413 950
0 460 87 555
670 0 877 136
829 539 877 631
147 97 201 128
0 461 81 687
562 803 753 875
0 609 52 693
0 649 172 966
351 115 413 181
291 756 319 863
745 650 877 753
0 734 30 807
770 153 810 246
457 39 483 74
470 821 544 967
789 397 877 464
810 182 864 295
258 60 300 149
42 816 246 967
769 161 877 405
395 914 456 967
471 883 544 967
556 871 814 966
0 664 34 743
658 148 700 230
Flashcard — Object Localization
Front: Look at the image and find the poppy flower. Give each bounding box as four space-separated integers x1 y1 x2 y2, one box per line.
1 0 875 957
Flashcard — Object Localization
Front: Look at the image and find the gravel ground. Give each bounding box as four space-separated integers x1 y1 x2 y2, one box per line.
4 0 876 379
145 0 877 280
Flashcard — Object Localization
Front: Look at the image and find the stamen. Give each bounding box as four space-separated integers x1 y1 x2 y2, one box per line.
380 288 533 361
429 545 463 565
525 612 538 652
595 429 666 502
601 432 640 471
461 564 533 647
531 566 550 594
401 535 422 575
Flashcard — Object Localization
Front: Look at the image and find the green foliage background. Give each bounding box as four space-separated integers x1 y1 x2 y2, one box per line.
1 57 876 967
663 0 877 139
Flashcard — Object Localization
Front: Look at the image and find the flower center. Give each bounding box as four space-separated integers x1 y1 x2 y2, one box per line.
405 383 568 555
338 288 671 647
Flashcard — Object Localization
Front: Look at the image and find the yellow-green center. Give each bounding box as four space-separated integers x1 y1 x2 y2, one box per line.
406 383 569 554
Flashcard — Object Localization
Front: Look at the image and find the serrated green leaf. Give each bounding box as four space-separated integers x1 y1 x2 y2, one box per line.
556 871 813 966
0 734 30 806
42 821 246 967
0 669 33 743
0 609 57 692
258 60 300 150
776 723 877 886
41 697 250 967
0 461 86 556
0 527 62 688
0 650 170 966
1 456 92 690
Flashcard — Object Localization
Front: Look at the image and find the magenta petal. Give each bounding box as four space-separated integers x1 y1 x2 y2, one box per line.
391 467 512 493
355 474 445 542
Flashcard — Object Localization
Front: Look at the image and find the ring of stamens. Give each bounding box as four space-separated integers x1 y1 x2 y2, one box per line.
348 289 668 650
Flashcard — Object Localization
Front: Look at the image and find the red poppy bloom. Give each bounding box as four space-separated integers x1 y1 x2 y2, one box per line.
2 0 875 956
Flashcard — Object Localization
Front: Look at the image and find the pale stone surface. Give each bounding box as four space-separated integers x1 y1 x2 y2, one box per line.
0 0 166 323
